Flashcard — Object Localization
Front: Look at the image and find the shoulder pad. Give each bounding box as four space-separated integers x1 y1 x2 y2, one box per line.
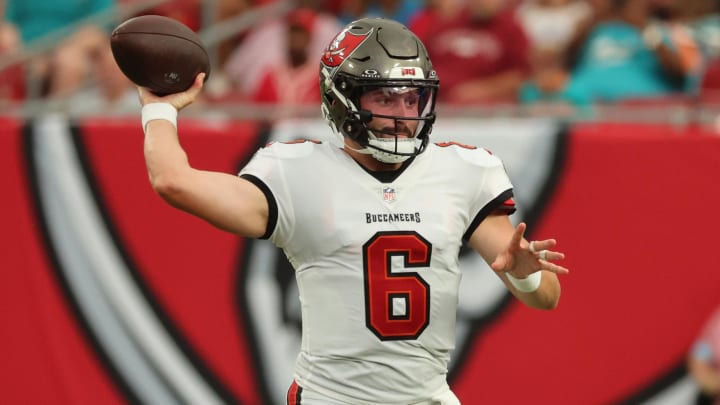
433 141 501 167
262 139 323 159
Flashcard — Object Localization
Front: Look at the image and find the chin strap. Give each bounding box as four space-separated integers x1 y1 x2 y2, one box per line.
343 141 414 164
367 138 415 163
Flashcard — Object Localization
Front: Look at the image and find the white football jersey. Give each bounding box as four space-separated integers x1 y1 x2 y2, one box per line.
239 140 515 404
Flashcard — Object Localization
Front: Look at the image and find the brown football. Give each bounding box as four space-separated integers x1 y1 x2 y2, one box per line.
110 15 210 96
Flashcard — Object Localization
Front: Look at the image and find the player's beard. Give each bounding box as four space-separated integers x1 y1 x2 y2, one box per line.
372 122 414 139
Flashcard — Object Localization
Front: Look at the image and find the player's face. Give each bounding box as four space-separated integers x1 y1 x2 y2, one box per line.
360 87 421 138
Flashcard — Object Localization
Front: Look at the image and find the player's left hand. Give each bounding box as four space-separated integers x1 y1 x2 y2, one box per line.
490 222 569 279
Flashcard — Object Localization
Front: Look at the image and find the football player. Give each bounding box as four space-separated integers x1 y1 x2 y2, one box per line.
138 17 569 405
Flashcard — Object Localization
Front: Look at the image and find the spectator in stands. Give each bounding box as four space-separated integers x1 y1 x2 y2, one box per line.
3 0 114 44
523 0 698 105
336 0 424 26
407 0 464 43
66 41 137 116
141 0 202 32
564 0 616 69
624 0 704 96
673 0 720 97
223 3 342 101
0 1 23 100
250 8 321 104
410 0 531 104
214 0 253 68
141 0 251 68
0 14 18 54
684 0 720 61
517 0 591 57
516 0 591 107
688 304 720 405
2 0 116 97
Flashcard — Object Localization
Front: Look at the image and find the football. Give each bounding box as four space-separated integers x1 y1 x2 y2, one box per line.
110 15 210 96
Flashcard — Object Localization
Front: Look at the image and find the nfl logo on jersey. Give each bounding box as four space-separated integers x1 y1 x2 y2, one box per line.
383 187 396 202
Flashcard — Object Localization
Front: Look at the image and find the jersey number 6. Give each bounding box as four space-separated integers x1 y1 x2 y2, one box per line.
363 231 431 341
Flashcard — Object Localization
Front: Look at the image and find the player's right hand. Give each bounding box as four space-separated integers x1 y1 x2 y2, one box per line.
137 72 205 111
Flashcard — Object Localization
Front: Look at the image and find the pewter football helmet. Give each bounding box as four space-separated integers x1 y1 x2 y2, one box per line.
320 18 439 163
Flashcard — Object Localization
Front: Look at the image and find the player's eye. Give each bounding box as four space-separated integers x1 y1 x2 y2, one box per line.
369 94 392 105
404 95 419 107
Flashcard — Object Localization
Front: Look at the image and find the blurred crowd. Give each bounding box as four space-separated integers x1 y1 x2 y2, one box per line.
2 0 720 114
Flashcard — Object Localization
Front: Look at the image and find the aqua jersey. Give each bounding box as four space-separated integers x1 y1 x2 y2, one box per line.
4 0 115 43
563 21 682 104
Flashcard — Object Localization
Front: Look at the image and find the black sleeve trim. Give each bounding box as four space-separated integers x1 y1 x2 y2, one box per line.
240 174 278 240
462 188 515 242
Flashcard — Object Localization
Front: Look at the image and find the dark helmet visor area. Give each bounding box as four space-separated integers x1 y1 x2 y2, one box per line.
357 84 437 114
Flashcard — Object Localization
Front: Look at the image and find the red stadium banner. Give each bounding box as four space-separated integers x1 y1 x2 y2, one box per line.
1 117 719 404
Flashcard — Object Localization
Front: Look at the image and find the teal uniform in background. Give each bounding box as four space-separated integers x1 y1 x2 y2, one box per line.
3 0 115 43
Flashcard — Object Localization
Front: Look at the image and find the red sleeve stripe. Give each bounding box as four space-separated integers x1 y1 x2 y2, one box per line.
462 189 515 241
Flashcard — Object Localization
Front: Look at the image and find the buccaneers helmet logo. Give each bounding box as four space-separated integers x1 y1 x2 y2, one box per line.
321 30 371 68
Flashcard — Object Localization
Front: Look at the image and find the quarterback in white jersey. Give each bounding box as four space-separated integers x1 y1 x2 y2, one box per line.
138 17 569 405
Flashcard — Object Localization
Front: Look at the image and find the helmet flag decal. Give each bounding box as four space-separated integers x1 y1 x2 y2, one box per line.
321 30 371 68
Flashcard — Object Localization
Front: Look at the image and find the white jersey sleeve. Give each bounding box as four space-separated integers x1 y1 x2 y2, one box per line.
238 140 321 247
447 143 516 240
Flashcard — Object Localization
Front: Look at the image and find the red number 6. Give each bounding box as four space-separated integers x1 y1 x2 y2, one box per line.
363 231 431 340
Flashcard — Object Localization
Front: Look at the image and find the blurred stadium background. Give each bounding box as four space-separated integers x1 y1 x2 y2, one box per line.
2 0 720 404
